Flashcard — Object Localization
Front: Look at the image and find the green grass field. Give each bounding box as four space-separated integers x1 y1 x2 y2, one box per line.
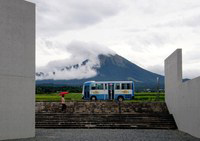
127 92 165 102
36 92 164 102
36 93 83 102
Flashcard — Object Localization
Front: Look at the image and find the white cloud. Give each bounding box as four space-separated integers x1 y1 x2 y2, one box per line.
105 0 200 79
27 0 124 36
29 0 200 79
36 38 70 67
147 65 164 76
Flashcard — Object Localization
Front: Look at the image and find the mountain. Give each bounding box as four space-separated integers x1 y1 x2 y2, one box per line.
36 54 164 90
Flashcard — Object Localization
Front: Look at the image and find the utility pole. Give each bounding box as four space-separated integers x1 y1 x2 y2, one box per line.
156 77 160 101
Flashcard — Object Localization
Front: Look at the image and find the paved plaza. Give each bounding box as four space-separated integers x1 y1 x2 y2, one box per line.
9 129 200 141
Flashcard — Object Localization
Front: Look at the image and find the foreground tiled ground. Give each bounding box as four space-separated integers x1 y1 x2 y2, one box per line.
10 129 200 141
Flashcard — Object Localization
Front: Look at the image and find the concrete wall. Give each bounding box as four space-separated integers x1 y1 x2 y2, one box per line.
165 49 200 138
0 0 35 140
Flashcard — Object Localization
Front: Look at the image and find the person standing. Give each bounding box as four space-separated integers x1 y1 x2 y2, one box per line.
61 95 66 112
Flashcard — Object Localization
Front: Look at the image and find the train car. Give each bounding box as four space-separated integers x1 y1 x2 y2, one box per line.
82 81 134 101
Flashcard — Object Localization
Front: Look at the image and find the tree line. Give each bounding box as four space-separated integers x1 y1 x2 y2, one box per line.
36 85 164 94
36 85 82 94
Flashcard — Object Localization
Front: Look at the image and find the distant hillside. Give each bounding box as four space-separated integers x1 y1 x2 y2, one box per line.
36 54 164 91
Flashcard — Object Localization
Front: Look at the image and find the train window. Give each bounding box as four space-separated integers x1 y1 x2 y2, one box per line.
122 83 132 89
115 83 120 90
122 83 126 89
127 83 132 89
105 84 107 90
96 83 104 90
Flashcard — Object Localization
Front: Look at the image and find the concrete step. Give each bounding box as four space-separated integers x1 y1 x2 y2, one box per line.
36 121 175 124
35 113 177 129
36 120 175 124
36 125 177 129
36 114 174 119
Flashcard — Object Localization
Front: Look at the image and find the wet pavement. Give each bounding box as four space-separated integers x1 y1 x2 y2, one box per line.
8 129 200 141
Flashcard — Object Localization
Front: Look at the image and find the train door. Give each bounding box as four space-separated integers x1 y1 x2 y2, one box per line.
108 83 114 100
84 85 90 99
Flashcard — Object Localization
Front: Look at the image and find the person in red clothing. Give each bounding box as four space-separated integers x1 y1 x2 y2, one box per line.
61 94 66 112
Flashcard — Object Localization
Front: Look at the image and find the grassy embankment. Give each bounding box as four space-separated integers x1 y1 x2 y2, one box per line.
36 92 164 102
126 92 164 102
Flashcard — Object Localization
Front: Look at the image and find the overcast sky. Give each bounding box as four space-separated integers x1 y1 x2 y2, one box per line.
28 0 200 79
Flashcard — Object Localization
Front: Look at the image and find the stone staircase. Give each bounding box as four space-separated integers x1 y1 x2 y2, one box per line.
36 113 177 129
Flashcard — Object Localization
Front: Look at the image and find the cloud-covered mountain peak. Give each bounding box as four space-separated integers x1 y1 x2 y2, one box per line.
36 41 116 80
37 53 165 90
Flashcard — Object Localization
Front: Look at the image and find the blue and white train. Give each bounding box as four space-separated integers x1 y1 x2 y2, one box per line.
82 81 134 101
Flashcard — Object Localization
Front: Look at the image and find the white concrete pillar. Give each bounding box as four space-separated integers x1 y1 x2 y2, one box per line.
0 0 35 140
165 49 200 138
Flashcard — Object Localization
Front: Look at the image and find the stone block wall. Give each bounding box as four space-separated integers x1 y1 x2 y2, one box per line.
36 101 169 114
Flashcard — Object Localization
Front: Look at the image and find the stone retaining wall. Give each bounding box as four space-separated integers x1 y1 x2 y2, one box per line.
36 101 169 114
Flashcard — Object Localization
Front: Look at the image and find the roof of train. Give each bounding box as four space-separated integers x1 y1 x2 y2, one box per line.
84 81 133 84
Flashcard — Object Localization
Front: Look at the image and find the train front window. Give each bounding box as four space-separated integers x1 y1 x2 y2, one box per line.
115 83 120 90
91 83 96 90
127 83 132 89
